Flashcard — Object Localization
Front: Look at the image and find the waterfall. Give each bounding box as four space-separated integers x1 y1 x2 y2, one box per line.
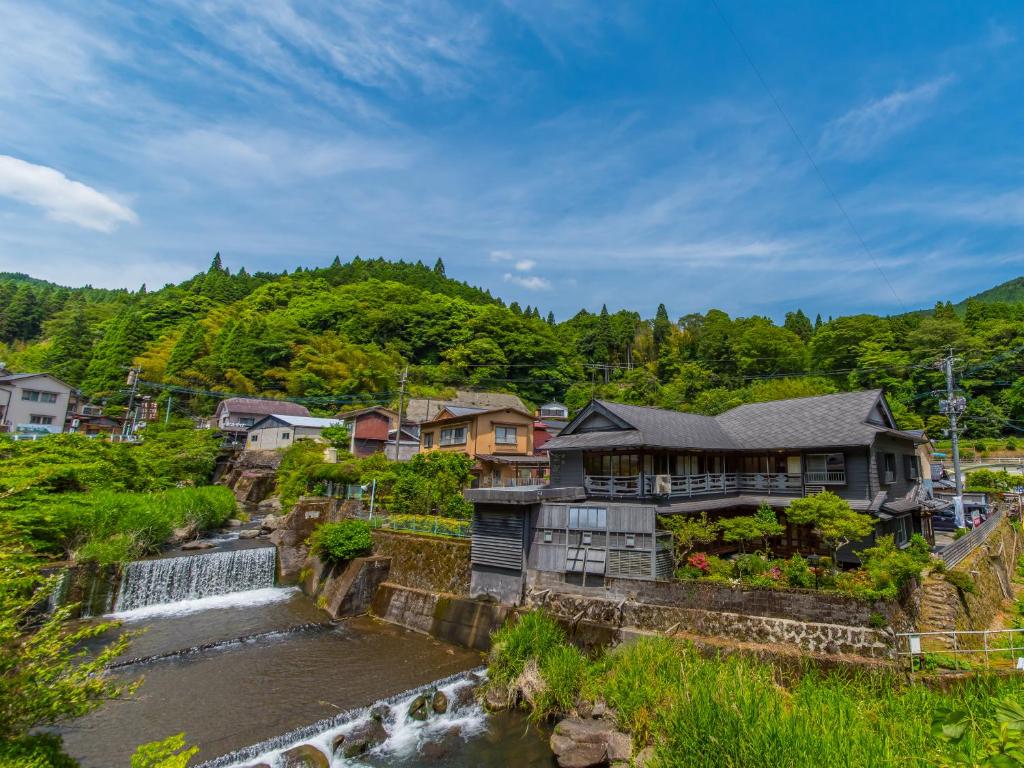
114 547 277 612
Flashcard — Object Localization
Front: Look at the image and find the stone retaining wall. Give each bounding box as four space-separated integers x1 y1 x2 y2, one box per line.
370 582 508 651
371 530 471 596
529 570 912 630
533 590 894 659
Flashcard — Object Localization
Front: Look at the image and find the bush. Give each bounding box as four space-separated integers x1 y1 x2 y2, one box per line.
538 644 590 716
1007 438 1018 451
489 611 568 687
944 570 976 594
308 520 373 564
867 611 887 629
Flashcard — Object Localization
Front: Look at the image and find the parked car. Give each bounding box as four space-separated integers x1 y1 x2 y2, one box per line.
931 508 985 532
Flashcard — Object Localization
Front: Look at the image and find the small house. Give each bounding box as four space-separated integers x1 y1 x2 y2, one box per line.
246 415 346 450
213 397 310 440
0 370 73 437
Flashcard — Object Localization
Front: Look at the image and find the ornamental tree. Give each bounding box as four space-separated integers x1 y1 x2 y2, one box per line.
785 491 874 569
658 512 720 569
719 503 785 555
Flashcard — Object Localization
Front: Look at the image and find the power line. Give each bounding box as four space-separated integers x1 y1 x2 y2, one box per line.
709 0 907 312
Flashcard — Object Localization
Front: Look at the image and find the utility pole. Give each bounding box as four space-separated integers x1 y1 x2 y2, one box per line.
940 349 967 516
123 366 141 439
392 365 409 461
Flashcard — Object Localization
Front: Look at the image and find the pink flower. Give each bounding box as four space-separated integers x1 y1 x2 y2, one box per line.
688 553 710 573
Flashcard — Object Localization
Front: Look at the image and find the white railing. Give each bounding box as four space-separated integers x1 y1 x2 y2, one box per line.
804 470 847 484
895 626 1024 670
584 472 804 498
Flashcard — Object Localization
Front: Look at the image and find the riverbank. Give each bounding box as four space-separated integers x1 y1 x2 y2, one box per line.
486 611 1024 768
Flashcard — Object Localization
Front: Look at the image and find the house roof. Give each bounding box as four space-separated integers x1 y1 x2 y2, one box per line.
0 371 73 389
214 397 310 419
421 405 535 426
249 415 343 429
404 390 528 423
544 390 925 453
334 405 397 421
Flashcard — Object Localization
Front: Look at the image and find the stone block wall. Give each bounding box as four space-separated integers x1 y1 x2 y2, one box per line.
371 582 508 651
533 590 894 659
371 530 471 596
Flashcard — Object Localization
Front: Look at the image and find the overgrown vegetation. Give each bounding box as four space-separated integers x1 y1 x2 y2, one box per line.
488 611 1024 767
308 520 373 563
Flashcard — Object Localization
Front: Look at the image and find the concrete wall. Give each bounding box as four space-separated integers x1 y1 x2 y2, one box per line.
1 374 72 433
371 582 510 651
371 530 471 596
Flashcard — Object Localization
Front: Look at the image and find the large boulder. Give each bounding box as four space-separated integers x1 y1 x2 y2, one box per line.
280 744 329 768
431 690 449 714
180 540 216 551
408 694 430 721
420 726 463 762
258 497 283 516
167 523 198 546
337 718 388 758
550 718 631 768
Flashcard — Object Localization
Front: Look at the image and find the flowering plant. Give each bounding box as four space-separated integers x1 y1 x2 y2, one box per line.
687 552 711 573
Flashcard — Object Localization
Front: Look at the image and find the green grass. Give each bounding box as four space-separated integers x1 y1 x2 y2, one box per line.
488 610 1024 767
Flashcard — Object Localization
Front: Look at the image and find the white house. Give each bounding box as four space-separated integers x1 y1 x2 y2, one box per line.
246 415 346 450
0 369 73 436
213 397 311 441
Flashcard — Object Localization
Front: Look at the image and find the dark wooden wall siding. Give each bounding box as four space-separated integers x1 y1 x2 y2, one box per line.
871 434 921 500
471 508 525 571
839 449 872 501
550 450 584 487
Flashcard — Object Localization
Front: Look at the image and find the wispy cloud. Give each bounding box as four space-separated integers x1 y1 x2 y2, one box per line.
504 272 551 290
818 76 955 160
0 155 136 232
514 258 536 271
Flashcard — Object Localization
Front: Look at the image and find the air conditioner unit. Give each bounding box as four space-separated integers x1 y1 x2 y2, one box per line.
655 474 672 495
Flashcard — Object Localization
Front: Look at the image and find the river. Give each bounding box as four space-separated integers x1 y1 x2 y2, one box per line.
57 543 552 767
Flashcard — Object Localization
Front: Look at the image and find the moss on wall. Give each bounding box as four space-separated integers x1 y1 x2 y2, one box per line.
371 530 471 596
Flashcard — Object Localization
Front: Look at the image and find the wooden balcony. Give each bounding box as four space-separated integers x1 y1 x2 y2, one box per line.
584 472 805 499
803 470 847 485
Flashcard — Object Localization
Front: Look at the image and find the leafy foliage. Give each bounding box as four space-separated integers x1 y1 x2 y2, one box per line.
308 520 373 563
130 734 198 768
657 512 720 569
786 491 875 566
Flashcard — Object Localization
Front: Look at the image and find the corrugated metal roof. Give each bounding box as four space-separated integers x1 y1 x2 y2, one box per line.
250 415 343 429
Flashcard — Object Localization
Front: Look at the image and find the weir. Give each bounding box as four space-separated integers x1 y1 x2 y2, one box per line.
114 546 277 612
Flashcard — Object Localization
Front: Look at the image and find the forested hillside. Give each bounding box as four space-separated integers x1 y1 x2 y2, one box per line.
2 255 1024 439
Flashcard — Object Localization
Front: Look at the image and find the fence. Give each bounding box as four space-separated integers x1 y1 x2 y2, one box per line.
939 508 1004 568
354 510 471 539
895 627 1024 671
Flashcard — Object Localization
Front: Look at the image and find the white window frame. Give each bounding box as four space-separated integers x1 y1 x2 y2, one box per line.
495 425 518 445
440 427 467 446
29 414 55 425
281 432 291 440
422 432 434 448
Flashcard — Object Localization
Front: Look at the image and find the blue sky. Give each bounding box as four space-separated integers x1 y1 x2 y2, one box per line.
1 1 1023 322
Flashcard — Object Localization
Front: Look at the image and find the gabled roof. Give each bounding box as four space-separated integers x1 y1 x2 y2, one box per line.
335 405 397 421
214 397 310 419
544 390 925 453
423 404 535 426
249 415 343 430
0 371 73 389
404 390 528 423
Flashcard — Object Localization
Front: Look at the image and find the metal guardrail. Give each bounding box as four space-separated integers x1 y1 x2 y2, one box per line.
938 508 1004 568
895 627 1024 671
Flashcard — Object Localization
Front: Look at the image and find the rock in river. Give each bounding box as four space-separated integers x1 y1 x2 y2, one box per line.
336 718 389 758
550 717 632 768
180 540 215 550
408 694 430 721
280 744 329 768
238 529 260 539
431 689 449 714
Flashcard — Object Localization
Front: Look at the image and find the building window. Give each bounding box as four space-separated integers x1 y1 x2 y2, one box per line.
495 425 517 445
422 432 434 448
896 516 912 547
882 453 897 484
805 453 846 483
625 534 636 548
582 531 592 545
568 506 607 529
281 432 290 440
440 427 467 446
29 415 54 425
250 434 258 442
905 455 920 480
543 530 553 543
21 389 58 403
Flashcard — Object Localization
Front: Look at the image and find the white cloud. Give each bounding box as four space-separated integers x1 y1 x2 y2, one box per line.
489 250 513 262
503 272 551 290
819 76 955 160
0 155 136 232
514 258 536 271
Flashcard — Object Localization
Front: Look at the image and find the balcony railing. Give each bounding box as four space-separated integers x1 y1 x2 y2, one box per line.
478 476 548 489
584 472 805 499
804 470 847 485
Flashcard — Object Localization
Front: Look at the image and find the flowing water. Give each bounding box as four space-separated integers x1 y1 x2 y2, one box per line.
114 546 277 611
59 545 549 767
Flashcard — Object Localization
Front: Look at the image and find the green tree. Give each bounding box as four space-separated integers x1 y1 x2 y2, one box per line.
319 424 351 451
719 503 784 555
785 491 875 568
783 309 813 342
653 303 671 356
433 258 446 276
657 512 720 569
0 533 137 759
131 734 198 768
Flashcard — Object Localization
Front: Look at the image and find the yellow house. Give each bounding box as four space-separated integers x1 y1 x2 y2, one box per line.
418 405 547 487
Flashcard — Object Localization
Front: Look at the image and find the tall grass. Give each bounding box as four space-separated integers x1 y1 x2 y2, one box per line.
488 611 1024 767
52 486 237 564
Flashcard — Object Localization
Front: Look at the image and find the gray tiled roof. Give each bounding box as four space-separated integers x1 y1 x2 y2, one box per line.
716 389 887 449
545 390 917 453
214 397 310 418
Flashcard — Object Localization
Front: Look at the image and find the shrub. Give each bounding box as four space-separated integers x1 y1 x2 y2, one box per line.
781 554 815 589
944 570 976 594
538 644 590 716
867 611 887 629
489 610 567 687
1007 438 1018 451
308 520 373 563
974 441 987 454
858 534 930 597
